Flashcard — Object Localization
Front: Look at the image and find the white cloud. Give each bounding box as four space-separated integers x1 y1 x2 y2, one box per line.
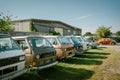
80 15 92 19
70 14 93 22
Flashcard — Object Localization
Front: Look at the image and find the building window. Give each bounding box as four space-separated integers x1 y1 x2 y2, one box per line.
73 31 76 34
68 30 70 32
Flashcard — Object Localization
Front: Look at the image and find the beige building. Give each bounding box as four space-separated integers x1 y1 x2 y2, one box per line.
12 19 82 36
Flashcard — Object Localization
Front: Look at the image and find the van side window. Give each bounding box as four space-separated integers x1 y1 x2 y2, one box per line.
47 38 58 45
17 40 29 50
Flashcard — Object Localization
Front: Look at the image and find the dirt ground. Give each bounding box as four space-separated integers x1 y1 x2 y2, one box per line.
90 45 120 80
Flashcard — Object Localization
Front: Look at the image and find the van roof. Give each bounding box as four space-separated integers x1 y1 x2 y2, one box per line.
43 35 58 38
12 36 44 40
0 34 10 36
0 34 11 37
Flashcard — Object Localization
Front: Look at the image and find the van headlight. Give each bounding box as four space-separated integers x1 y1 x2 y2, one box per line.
76 47 79 50
19 56 25 61
36 55 40 59
64 49 67 51
77 47 78 49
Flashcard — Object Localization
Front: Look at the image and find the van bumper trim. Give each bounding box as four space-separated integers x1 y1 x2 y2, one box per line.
0 69 26 80
32 61 58 70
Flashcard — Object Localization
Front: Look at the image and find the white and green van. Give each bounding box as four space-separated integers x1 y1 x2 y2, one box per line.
0 34 26 80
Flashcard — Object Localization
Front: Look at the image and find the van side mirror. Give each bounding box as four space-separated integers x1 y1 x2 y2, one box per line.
20 44 28 50
53 41 57 45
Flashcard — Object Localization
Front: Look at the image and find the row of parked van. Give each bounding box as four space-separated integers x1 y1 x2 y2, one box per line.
0 34 98 80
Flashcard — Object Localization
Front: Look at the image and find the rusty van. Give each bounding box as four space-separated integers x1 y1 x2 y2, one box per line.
12 36 58 70
44 36 76 59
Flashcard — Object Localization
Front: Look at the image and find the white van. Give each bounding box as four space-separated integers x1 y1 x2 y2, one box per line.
0 34 26 80
76 36 91 51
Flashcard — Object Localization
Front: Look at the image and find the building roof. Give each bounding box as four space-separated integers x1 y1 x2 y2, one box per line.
12 18 81 30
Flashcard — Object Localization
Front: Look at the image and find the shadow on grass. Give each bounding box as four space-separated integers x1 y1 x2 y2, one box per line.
38 65 94 80
93 48 103 50
76 54 108 59
84 52 110 55
14 66 94 80
13 71 41 80
63 57 103 65
95 47 107 50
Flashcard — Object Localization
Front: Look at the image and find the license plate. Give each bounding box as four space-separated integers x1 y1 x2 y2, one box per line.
45 60 51 64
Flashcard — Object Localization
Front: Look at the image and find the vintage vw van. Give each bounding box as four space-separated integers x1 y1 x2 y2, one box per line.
66 36 84 55
44 36 76 59
77 36 91 51
0 34 26 80
12 36 58 70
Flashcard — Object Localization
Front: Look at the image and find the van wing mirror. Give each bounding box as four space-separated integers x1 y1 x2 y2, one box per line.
20 44 28 50
53 41 57 45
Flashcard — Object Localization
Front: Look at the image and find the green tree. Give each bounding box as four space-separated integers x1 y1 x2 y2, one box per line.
116 31 120 36
49 30 61 35
84 32 93 37
0 12 14 32
95 25 111 38
29 22 38 32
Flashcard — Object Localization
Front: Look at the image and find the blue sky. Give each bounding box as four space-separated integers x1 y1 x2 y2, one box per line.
0 0 120 34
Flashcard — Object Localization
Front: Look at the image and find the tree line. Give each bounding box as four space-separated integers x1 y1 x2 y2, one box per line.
84 26 120 38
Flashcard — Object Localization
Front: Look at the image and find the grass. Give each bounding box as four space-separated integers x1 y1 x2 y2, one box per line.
38 66 94 80
15 47 119 80
89 46 120 80
62 57 103 65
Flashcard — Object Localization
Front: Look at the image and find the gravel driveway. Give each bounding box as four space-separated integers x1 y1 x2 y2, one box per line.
90 44 120 80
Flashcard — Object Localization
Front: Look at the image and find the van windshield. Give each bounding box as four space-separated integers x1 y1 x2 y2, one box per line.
0 37 20 51
58 36 70 44
47 38 58 45
77 37 83 42
66 37 74 44
71 37 81 44
28 37 53 48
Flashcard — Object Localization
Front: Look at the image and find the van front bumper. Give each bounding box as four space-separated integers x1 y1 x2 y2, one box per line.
0 69 26 80
75 51 84 55
66 53 75 58
32 61 58 70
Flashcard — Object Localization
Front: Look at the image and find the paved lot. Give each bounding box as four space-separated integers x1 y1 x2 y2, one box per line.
99 43 120 52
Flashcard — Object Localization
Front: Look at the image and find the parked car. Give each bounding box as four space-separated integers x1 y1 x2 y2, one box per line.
0 34 26 80
12 36 58 70
108 37 120 43
44 36 76 59
98 38 116 45
66 36 84 55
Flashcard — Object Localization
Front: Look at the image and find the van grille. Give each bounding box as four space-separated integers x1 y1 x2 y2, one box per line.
40 52 55 58
77 46 83 51
0 55 25 67
79 46 83 50
67 47 73 51
0 66 17 76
